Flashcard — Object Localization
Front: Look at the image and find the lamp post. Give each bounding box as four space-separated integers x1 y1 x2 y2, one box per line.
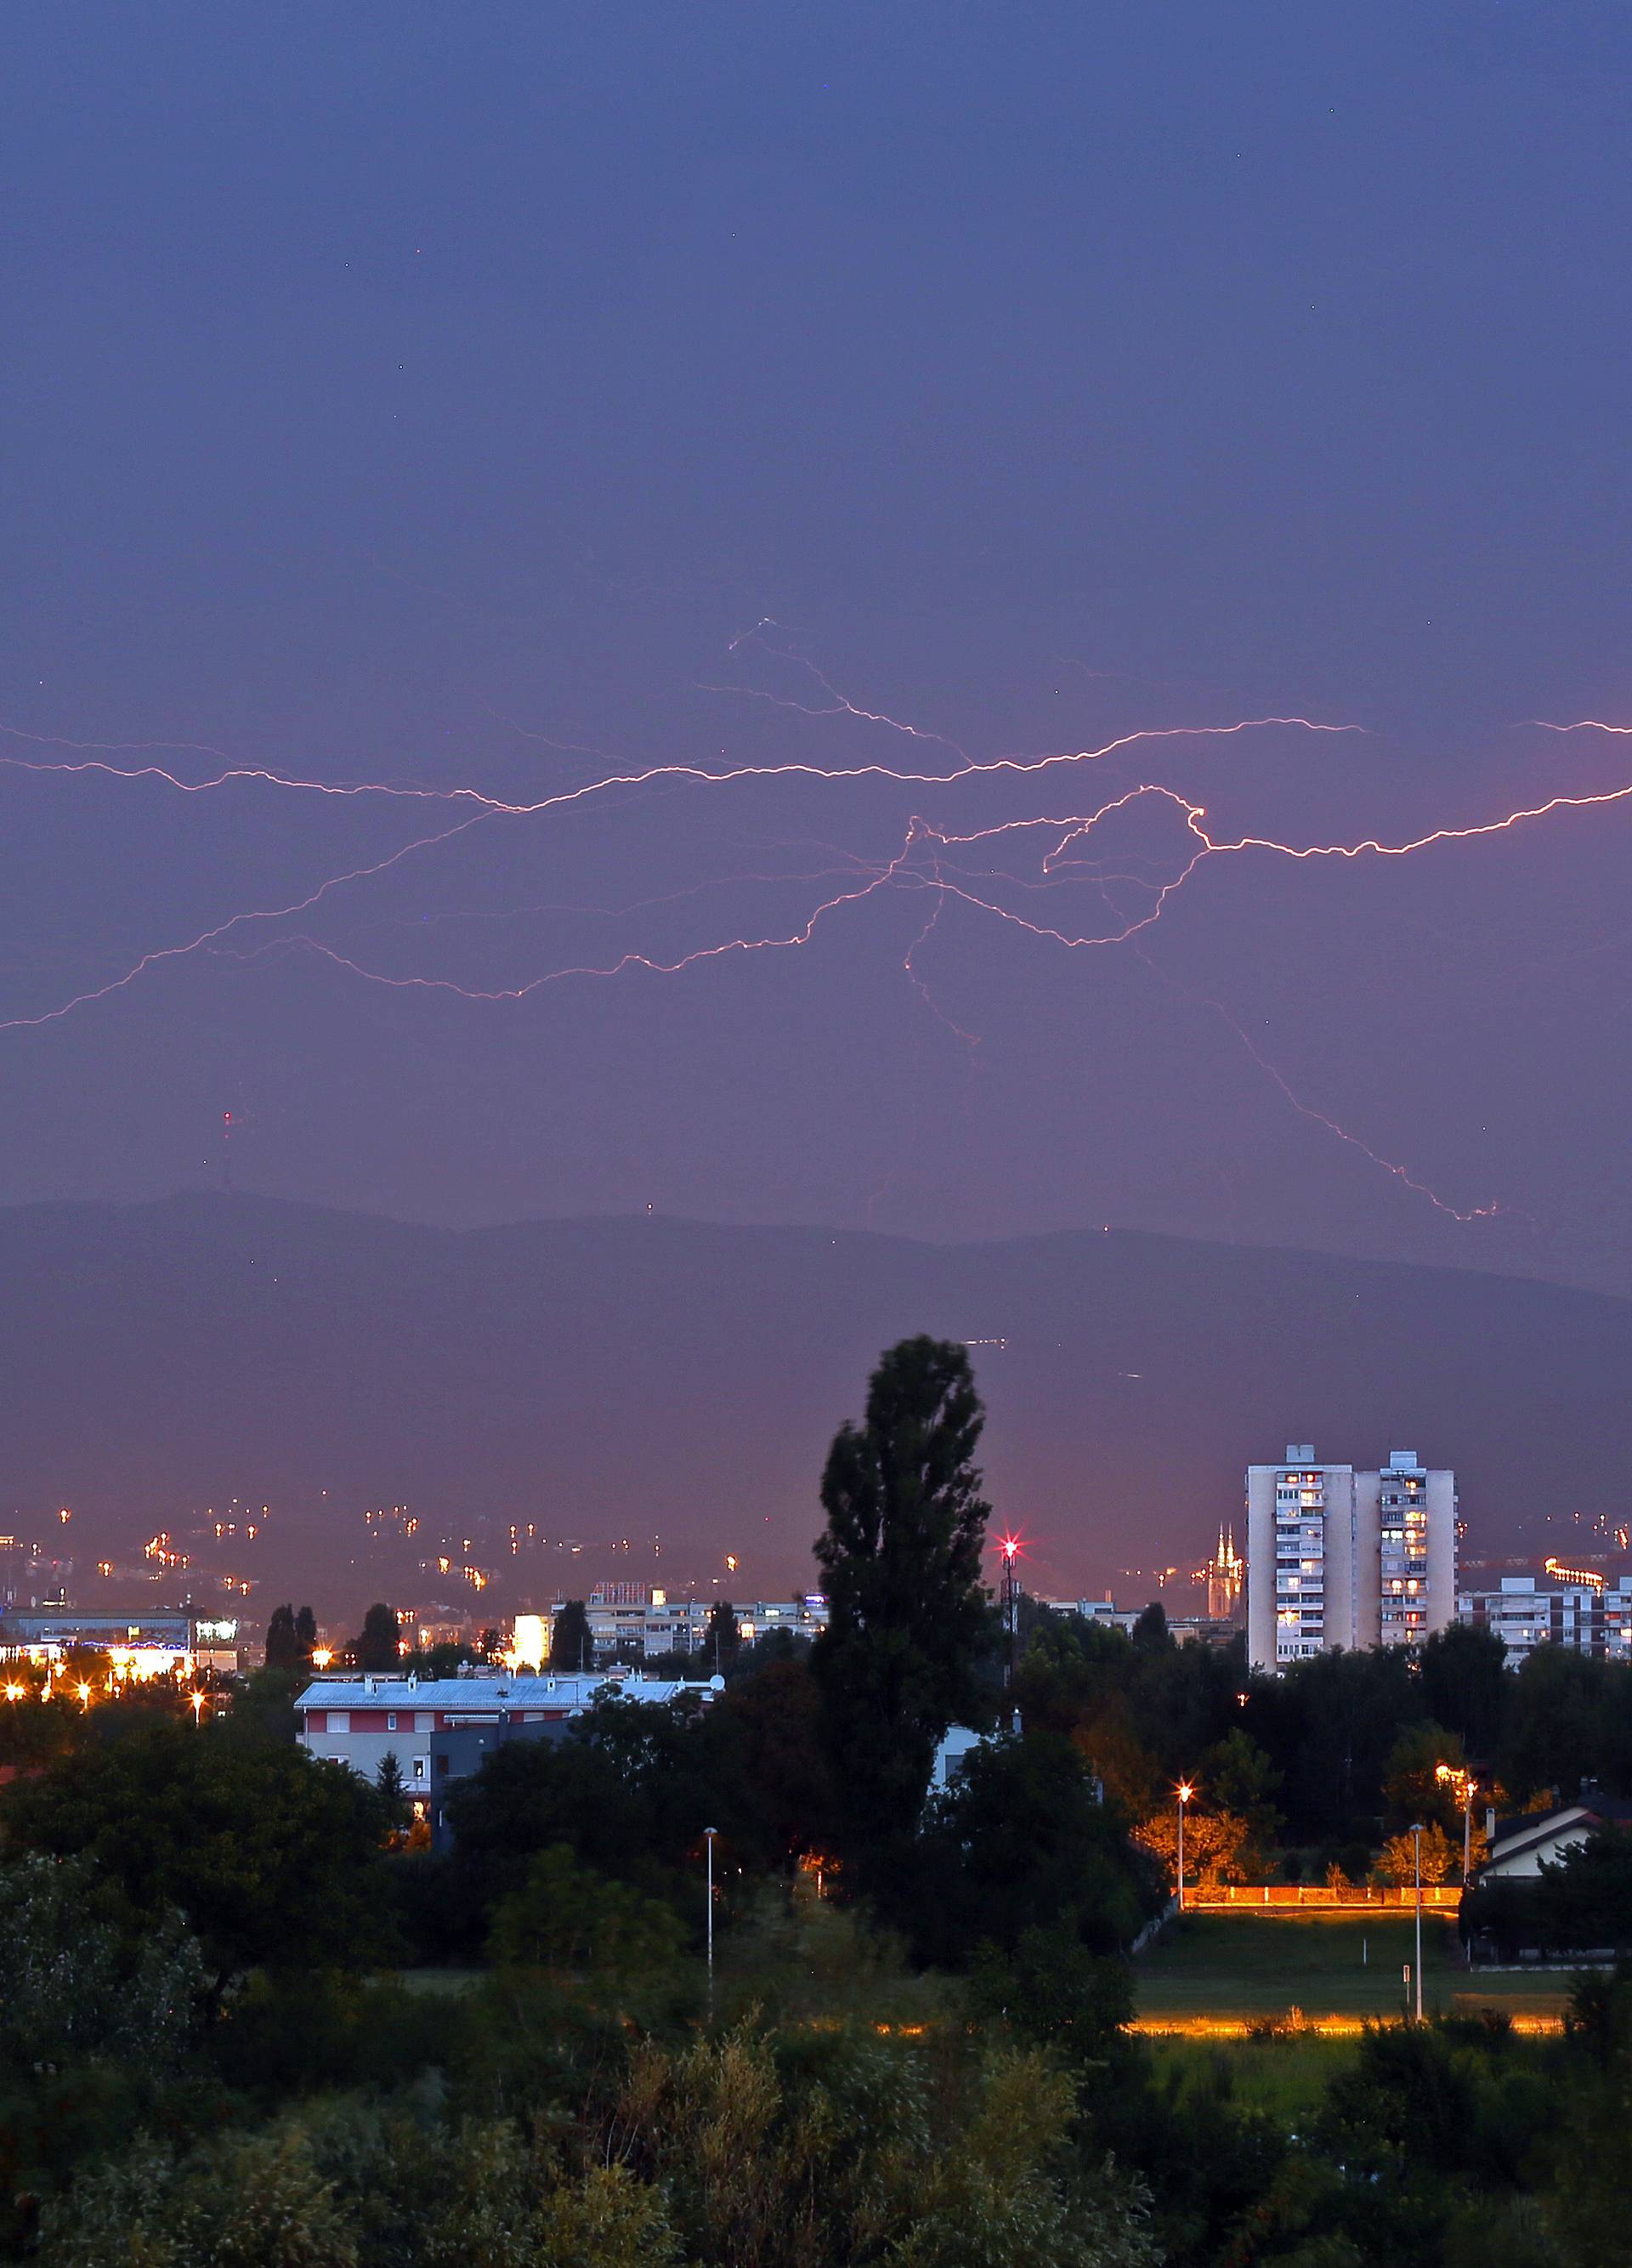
998 1534 1023 1690
1436 1762 1476 1885
1176 1781 1194 1913
1410 1821 1425 2021
703 1825 718 2016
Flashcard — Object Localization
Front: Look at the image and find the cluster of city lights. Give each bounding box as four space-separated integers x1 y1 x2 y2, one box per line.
2 1657 212 1719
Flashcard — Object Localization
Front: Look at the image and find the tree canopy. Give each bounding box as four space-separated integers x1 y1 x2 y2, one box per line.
552 1599 594 1674
1 1723 393 1993
812 1335 994 1850
355 1602 402 1674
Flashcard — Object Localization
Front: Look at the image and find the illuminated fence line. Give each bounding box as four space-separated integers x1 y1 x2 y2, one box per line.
1131 2014 1563 2038
1185 1885 1463 1911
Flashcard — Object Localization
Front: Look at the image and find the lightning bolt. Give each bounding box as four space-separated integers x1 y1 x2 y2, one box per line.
0 813 490 1029
4 662 1629 1228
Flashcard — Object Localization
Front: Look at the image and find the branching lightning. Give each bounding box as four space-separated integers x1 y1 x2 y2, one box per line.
4 656 1630 1226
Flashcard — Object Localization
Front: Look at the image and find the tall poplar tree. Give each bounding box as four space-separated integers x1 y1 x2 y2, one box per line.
812 1335 994 1847
552 1599 594 1674
263 1603 299 1671
357 1602 401 1673
705 1600 741 1676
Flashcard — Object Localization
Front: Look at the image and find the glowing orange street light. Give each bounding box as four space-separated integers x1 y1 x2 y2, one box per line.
190 1691 207 1726
311 1647 334 1670
4 1684 22 1703
1176 1781 1195 1912
1436 1761 1477 1888
76 1682 93 1707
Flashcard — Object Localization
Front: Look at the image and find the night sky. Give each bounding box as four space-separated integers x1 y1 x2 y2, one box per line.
5 5 1632 1295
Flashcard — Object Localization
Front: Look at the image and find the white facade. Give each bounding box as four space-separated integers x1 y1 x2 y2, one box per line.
931 1724 989 1791
1247 1448 1357 1667
1478 1800 1632 1879
1374 1450 1458 1650
1246 1444 1456 1670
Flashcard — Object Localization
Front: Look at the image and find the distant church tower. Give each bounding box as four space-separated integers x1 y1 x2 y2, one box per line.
1207 1523 1244 1623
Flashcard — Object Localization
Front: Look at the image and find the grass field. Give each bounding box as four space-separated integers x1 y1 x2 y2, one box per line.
1134 1911 1574 2025
1145 2033 1358 2118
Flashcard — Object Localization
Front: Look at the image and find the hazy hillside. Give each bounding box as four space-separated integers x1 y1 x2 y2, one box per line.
1 1194 1627 1613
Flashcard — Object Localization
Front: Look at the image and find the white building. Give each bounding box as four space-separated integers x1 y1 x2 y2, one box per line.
1458 1571 1632 1666
0 1606 241 1677
1042 1599 1147 1634
1478 1794 1632 1879
512 1588 829 1666
1246 1445 1457 1670
931 1724 989 1791
294 1668 718 1796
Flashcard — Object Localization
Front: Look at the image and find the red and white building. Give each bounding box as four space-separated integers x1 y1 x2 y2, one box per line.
294 1669 717 1798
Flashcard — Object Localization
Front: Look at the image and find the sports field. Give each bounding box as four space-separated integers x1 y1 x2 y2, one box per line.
1133 1910 1572 2028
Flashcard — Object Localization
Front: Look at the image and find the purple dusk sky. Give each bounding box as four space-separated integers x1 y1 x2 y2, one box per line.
4 4 1632 1296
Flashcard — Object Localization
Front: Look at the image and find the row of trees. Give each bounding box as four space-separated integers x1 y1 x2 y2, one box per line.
264 1600 405 1674
1012 1596 1632 1878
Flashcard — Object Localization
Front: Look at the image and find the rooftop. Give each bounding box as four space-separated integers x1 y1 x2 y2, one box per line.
293 1670 722 1711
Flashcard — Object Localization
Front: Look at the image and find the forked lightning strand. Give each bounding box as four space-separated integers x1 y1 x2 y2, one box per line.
5 672 1630 1224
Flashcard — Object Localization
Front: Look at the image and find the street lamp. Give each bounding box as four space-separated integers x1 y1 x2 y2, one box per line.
190 1690 207 1727
1436 1762 1476 1885
703 1826 719 2016
998 1534 1023 1690
1410 1821 1425 2021
1176 1781 1194 1912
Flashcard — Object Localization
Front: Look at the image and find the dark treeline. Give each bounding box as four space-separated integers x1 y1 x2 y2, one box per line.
1016 1608 1632 1876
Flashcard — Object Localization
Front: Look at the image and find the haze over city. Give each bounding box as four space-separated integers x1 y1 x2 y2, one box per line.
5 6 1632 1608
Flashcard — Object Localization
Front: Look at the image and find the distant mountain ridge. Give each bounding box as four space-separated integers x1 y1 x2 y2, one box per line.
1 1193 1627 1610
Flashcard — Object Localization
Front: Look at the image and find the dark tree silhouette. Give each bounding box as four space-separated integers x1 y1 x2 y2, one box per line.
263 1604 300 1672
293 1605 318 1663
356 1602 401 1674
1130 1600 1169 1652
551 1600 594 1674
812 1335 993 1848
705 1600 740 1676
376 1751 411 1834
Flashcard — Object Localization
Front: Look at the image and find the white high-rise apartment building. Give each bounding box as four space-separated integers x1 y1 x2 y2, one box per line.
1245 1445 1456 1670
